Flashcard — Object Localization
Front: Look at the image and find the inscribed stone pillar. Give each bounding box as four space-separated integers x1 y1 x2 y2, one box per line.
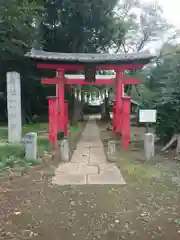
7 72 22 143
24 132 37 160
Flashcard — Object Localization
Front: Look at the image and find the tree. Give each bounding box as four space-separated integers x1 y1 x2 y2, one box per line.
0 0 44 122
0 0 43 60
114 0 171 96
41 0 125 53
148 44 180 144
39 0 126 124
117 0 170 53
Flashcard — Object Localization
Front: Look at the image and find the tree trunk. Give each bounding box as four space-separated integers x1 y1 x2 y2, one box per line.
101 96 110 121
68 88 82 125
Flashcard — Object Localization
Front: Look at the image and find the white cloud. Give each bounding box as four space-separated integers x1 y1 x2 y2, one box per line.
142 0 180 25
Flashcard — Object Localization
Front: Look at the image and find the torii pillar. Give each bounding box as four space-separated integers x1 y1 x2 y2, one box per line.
113 72 140 149
121 96 131 150
48 96 58 149
56 71 65 136
115 71 123 133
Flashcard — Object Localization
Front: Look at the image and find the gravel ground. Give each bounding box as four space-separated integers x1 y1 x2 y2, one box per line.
0 122 180 240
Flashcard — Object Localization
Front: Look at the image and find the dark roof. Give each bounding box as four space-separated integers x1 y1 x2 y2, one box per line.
25 49 156 65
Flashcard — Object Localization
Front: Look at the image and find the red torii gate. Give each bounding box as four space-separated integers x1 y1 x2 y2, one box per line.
26 50 154 150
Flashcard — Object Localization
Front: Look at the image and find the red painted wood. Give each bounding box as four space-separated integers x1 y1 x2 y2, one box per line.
48 98 57 149
122 77 140 85
41 76 140 85
41 78 115 85
66 79 115 85
115 71 123 133
37 63 144 71
40 61 143 150
121 97 131 150
57 71 65 133
41 78 59 85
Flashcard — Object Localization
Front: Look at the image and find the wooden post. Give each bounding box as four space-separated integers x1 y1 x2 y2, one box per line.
115 71 123 133
57 71 65 134
121 97 131 150
48 97 57 149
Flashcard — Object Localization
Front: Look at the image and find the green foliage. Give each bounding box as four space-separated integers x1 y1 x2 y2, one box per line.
25 158 42 166
41 0 125 53
149 45 180 143
0 145 24 170
155 104 180 144
117 0 170 53
0 0 43 59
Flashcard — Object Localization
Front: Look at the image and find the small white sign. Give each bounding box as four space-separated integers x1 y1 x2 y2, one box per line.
139 109 157 123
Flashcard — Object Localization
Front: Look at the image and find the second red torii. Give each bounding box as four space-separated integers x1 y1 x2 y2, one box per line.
41 71 140 149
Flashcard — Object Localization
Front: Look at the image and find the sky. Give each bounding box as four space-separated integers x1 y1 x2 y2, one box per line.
142 0 180 25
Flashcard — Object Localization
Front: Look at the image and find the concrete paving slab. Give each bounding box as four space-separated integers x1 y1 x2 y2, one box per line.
78 163 99 175
71 152 89 163
89 154 107 163
55 163 79 174
52 120 126 185
52 174 86 185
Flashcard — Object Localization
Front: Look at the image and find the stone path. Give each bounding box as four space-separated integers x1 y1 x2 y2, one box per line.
52 120 126 185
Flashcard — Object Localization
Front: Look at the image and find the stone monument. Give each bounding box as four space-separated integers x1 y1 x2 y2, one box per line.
59 138 70 162
144 133 155 160
139 109 156 161
59 130 72 162
7 72 22 143
24 132 37 160
107 140 117 162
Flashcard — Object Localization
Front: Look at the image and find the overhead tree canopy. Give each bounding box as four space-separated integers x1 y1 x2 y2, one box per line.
117 0 171 53
108 0 170 96
40 0 125 53
0 0 43 60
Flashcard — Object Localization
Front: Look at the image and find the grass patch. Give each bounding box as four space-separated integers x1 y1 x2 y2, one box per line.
0 139 50 171
0 122 80 138
0 122 83 171
69 125 80 132
0 144 24 160
0 123 48 138
0 144 25 170
0 129 8 136
120 159 162 180
38 138 52 158
116 146 165 180
23 123 48 134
